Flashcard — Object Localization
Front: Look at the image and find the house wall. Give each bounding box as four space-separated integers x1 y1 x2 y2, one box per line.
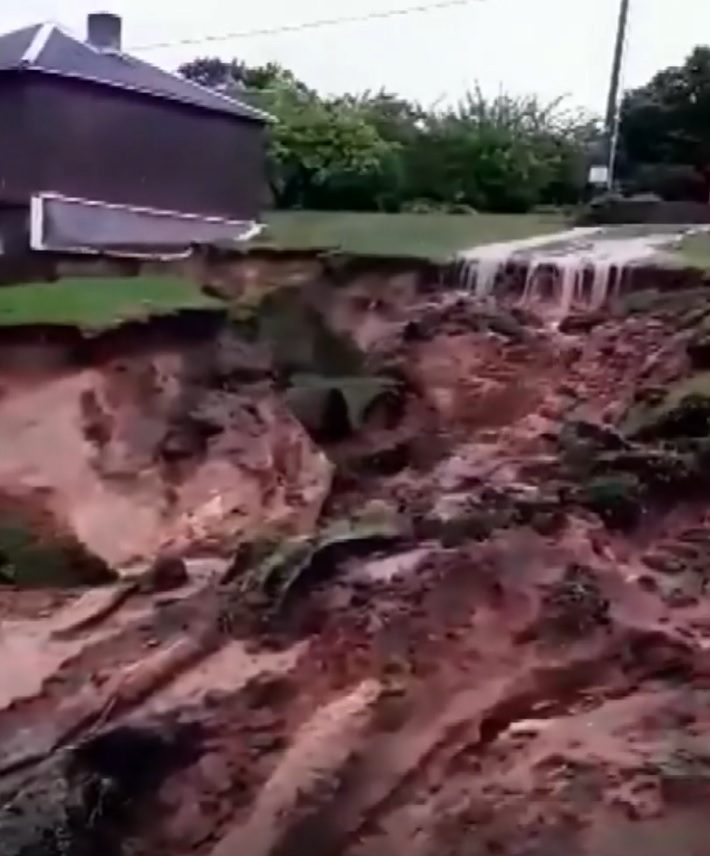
0 77 34 207
0 72 268 221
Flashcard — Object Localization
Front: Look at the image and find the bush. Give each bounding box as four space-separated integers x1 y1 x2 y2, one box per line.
625 163 708 202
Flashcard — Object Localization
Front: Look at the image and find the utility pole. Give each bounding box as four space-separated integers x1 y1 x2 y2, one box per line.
604 0 631 191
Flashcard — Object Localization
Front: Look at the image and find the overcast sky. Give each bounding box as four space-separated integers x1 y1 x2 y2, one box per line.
3 0 710 115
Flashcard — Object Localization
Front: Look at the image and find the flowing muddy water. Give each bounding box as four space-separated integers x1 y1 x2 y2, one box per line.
457 224 709 319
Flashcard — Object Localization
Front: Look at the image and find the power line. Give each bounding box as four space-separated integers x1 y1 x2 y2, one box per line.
130 0 483 52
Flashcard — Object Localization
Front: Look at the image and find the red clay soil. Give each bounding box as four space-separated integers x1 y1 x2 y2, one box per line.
0 315 331 568
4 269 710 855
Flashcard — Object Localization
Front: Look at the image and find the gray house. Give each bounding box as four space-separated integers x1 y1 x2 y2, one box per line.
0 13 270 256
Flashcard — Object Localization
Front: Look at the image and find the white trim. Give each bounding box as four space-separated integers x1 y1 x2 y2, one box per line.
236 222 264 242
29 194 45 251
34 191 258 226
30 191 263 256
21 22 55 65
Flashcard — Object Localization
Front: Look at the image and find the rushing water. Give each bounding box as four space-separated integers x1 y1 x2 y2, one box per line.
457 226 699 320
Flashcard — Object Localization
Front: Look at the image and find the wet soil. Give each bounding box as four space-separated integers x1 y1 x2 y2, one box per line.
3 256 710 855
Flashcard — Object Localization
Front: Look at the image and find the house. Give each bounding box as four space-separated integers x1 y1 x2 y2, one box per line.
0 13 270 256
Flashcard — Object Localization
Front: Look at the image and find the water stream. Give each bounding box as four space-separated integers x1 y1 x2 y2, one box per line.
457 226 700 321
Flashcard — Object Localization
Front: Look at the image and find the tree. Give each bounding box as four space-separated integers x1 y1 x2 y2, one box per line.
178 57 244 90
620 46 710 199
179 57 588 213
263 85 401 210
398 92 589 212
241 62 313 97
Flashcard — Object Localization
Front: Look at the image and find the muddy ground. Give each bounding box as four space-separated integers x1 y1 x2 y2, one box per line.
3 257 710 855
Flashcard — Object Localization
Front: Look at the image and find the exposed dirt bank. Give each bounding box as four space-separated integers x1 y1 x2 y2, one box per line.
0 309 331 567
5 256 710 855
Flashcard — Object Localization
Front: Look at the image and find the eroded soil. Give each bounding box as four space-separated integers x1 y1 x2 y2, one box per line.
4 263 710 855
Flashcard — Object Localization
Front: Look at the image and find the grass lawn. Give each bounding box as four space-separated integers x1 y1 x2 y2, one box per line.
674 233 710 270
0 276 220 329
262 211 568 261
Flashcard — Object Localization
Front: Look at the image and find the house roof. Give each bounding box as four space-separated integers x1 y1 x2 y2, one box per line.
0 22 269 123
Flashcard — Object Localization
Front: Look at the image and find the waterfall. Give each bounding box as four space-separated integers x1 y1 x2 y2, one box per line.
590 260 614 310
459 228 598 302
520 256 586 319
522 261 540 303
474 255 505 298
557 257 582 319
455 225 701 321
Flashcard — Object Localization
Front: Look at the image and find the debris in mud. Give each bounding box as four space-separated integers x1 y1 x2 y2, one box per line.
0 722 203 856
558 310 608 334
624 375 710 441
219 519 405 635
538 564 611 641
347 440 412 476
686 329 710 370
71 722 204 791
577 473 644 531
559 415 707 529
142 553 189 592
285 374 402 442
401 301 530 344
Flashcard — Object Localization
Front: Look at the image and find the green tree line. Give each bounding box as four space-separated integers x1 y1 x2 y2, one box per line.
619 46 710 202
179 58 594 213
180 48 710 211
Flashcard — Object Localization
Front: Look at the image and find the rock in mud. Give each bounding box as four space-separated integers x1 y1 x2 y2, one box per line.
558 311 608 334
577 473 644 531
560 419 631 454
539 564 611 641
687 330 710 370
622 372 710 440
143 553 189 592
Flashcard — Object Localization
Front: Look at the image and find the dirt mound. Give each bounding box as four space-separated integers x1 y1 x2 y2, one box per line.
6 262 710 855
0 320 332 568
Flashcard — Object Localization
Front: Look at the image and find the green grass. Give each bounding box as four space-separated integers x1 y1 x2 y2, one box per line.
675 234 710 270
261 211 568 261
0 276 221 329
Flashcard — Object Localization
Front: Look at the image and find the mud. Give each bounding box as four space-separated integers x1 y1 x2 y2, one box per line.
0 311 331 567
4 254 710 854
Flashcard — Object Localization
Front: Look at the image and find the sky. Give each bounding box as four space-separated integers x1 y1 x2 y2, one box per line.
2 0 710 116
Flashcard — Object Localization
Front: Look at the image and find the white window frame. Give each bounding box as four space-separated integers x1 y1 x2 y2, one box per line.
30 192 263 257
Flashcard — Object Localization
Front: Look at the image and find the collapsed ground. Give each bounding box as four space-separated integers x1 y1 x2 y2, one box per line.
4 253 710 855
